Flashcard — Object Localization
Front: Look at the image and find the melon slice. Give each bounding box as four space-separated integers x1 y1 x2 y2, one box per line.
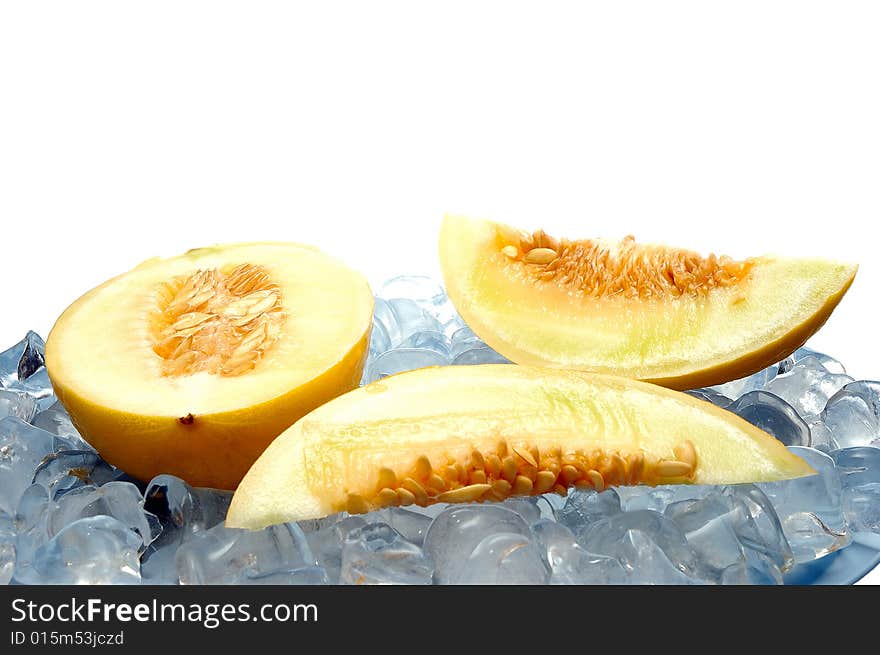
226 365 814 529
45 242 373 490
439 215 857 390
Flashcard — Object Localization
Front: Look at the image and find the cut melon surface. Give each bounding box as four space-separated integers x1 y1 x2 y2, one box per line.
439 215 857 390
226 365 814 529
45 242 373 489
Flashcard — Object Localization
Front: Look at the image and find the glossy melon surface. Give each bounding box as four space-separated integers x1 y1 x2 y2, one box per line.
438 215 857 390
226 365 814 529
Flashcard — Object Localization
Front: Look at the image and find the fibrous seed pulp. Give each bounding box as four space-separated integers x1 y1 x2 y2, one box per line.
151 264 285 377
500 226 753 299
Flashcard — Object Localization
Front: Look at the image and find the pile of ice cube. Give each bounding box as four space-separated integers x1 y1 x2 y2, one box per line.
1 275 878 585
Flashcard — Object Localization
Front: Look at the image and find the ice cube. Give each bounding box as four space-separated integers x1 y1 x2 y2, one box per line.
0 416 55 515
140 475 232 583
143 474 231 536
372 507 432 546
821 381 880 449
807 419 836 452
0 389 37 422
578 510 704 580
368 314 392 358
792 347 846 375
726 391 811 447
758 446 850 562
721 484 793 571
340 522 433 585
398 330 451 357
617 529 703 584
11 484 51 581
304 515 367 583
451 345 511 365
176 522 317 585
387 298 444 344
830 447 880 533
30 515 142 584
363 348 448 384
531 519 627 584
498 497 542 525
244 567 330 585
665 493 748 576
616 486 678 513
33 450 122 498
372 298 401 347
423 505 530 584
710 365 778 400
449 326 483 359
685 388 733 409
4 368 55 412
556 488 622 542
720 551 784 585
0 510 15 585
30 400 88 446
0 331 45 386
767 360 853 420
455 532 548 584
48 482 160 552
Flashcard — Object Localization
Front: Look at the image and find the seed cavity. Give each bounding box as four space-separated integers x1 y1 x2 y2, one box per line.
152 264 285 377
341 440 699 514
501 227 752 299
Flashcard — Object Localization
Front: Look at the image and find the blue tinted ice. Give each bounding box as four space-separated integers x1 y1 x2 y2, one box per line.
303 515 367 584
758 446 850 562
726 391 812 447
767 358 853 420
398 330 451 357
0 390 37 422
451 345 511 365
831 447 880 533
821 381 880 449
710 365 778 400
48 482 160 552
373 507 433 546
141 474 232 583
33 450 122 498
363 348 448 383
0 331 45 386
556 488 622 541
423 505 530 584
578 510 704 581
31 400 88 446
531 519 627 584
0 511 14 585
685 388 733 408
0 417 55 515
175 522 317 585
31 515 142 584
340 522 433 585
456 532 548 584
792 347 846 375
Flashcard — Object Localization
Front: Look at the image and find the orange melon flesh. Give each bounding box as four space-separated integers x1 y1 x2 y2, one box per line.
439 215 857 390
45 242 373 490
226 365 814 529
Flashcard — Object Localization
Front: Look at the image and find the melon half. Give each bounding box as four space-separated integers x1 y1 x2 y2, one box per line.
45 242 373 489
439 215 858 390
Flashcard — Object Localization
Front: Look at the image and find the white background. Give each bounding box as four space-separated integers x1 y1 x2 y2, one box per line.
1 2 878 581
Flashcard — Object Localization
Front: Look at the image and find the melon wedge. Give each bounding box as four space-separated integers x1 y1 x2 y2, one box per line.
226 365 814 529
439 215 857 390
45 242 373 490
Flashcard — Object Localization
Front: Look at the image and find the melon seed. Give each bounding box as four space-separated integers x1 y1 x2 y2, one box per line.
523 248 558 265
437 484 492 503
